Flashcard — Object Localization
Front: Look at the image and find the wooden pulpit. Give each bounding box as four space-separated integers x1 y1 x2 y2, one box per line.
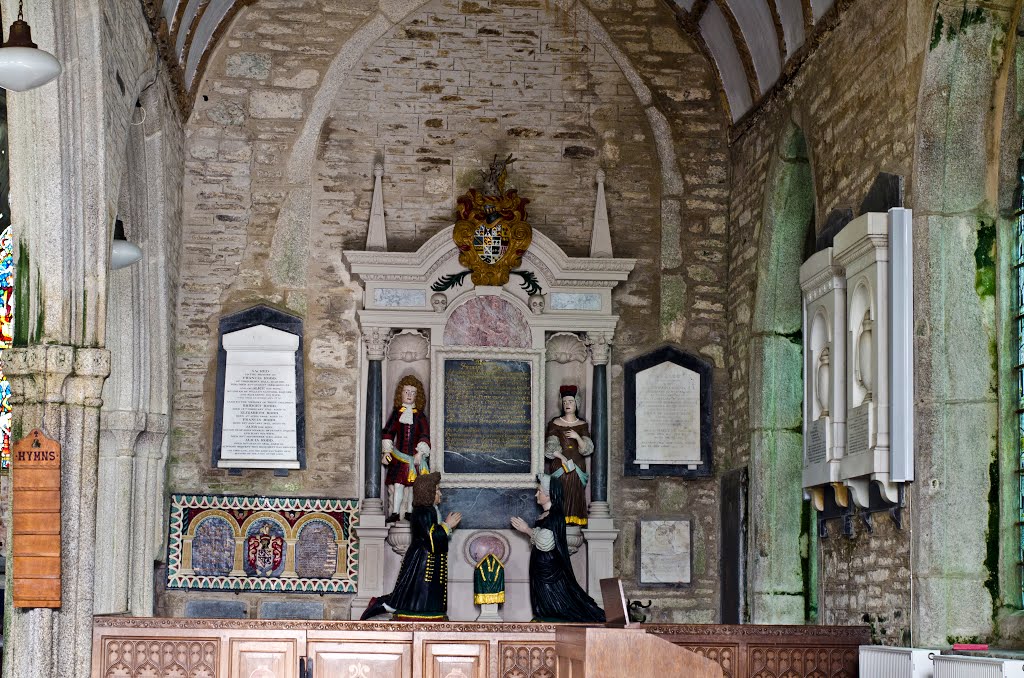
556 626 724 678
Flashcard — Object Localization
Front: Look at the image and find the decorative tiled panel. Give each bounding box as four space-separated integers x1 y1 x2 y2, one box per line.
498 643 556 678
166 494 359 593
98 638 219 677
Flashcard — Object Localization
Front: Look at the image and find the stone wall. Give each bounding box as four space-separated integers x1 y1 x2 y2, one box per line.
170 0 729 621
726 0 924 635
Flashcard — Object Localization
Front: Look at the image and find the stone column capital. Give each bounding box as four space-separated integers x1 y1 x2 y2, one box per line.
3 345 110 405
585 331 614 365
363 327 391 361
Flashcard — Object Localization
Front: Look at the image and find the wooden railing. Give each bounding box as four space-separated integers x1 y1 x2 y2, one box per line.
91 617 867 678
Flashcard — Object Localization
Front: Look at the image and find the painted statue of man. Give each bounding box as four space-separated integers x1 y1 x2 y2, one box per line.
361 471 461 620
382 375 430 523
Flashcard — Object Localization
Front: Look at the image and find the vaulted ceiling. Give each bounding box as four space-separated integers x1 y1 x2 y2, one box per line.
674 0 836 121
155 0 836 123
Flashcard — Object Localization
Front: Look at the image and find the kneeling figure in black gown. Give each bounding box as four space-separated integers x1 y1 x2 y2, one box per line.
511 474 605 623
360 472 462 621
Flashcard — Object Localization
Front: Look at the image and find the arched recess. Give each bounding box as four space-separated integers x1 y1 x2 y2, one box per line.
748 121 815 624
95 83 179 617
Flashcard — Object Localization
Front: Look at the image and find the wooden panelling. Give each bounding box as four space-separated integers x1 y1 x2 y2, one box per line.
644 624 868 678
424 642 486 678
497 643 556 678
93 638 220 677
91 618 867 678
307 640 412 678
12 429 61 608
229 638 299 678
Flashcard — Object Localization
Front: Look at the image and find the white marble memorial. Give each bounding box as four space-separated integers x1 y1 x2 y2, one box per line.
639 520 691 585
218 324 300 469
633 361 701 469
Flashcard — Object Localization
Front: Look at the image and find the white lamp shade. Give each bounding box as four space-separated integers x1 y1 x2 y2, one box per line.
0 46 60 91
110 240 142 270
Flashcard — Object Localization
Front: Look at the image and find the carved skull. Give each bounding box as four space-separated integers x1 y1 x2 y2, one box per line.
430 292 448 313
529 294 545 314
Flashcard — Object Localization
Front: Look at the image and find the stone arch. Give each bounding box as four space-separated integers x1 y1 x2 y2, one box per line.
909 0 1021 646
747 120 814 624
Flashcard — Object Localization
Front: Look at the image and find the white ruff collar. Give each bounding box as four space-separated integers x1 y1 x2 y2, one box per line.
399 406 415 425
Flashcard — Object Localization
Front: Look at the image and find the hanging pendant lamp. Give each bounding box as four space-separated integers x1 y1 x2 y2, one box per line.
110 219 142 270
0 1 60 92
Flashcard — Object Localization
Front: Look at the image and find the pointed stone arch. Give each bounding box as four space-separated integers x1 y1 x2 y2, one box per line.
747 120 815 624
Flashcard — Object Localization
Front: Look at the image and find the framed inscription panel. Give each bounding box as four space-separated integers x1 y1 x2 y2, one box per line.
624 345 712 478
432 347 544 486
212 306 306 470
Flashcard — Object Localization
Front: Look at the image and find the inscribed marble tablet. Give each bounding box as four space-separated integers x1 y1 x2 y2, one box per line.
220 324 299 467
639 520 691 584
634 361 701 467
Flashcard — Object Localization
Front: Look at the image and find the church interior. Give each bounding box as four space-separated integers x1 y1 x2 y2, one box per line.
0 0 1018 675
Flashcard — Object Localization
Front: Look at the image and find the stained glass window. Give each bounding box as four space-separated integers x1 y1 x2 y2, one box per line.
0 89 10 472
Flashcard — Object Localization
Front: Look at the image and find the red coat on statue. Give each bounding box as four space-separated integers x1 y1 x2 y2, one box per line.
382 406 430 486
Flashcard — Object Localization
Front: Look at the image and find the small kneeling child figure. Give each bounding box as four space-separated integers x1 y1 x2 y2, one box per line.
511 474 605 623
361 472 462 621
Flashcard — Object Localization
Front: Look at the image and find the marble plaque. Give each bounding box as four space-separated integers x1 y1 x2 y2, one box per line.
373 288 426 308
220 325 300 468
847 403 870 455
550 292 602 311
806 418 827 464
443 359 532 474
634 361 701 468
639 520 691 585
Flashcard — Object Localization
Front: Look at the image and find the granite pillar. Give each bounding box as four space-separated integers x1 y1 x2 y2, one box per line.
583 332 617 600
351 327 391 618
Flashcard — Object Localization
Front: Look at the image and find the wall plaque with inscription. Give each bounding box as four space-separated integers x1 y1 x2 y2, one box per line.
443 359 532 474
847 403 871 456
634 361 701 469
806 418 827 465
212 306 306 471
624 345 712 478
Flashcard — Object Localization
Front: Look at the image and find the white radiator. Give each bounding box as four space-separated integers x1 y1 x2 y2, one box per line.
932 655 1024 678
859 646 935 678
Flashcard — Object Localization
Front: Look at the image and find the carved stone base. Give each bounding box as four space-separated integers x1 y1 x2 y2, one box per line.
350 500 391 620
582 515 618 601
475 602 503 622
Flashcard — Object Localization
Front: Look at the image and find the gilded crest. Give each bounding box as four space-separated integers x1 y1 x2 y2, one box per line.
453 154 532 286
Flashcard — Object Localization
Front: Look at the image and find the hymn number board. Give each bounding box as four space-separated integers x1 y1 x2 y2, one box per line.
12 429 61 608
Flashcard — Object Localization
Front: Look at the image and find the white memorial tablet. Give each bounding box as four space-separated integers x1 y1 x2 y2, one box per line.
633 361 701 469
219 324 300 469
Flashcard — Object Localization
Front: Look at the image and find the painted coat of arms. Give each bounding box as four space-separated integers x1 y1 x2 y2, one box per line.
453 154 532 286
246 523 284 576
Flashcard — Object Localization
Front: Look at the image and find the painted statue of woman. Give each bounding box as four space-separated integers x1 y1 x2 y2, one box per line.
360 472 462 621
511 474 605 623
545 385 594 526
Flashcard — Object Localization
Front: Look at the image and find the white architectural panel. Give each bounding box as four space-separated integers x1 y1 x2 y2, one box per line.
185 0 235 87
701 2 753 121
810 0 836 22
725 0 782 94
775 0 806 58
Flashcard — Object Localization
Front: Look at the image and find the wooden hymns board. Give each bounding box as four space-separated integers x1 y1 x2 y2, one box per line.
12 428 61 608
